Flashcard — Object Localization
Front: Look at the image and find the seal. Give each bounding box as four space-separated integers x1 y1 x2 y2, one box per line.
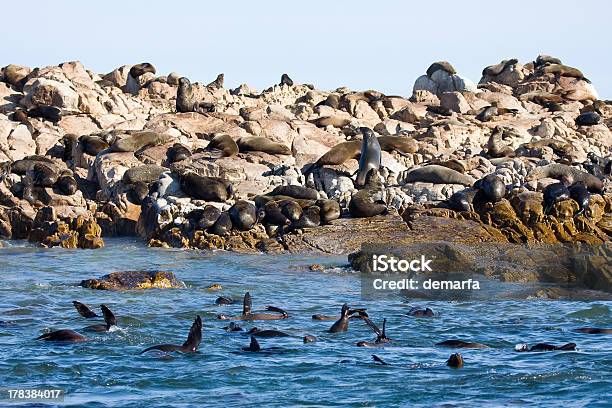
543 182 570 214
129 63 156 78
329 303 351 333
280 73 294 86
575 111 600 126
140 315 202 354
193 205 221 229
538 63 590 83
72 300 98 318
206 133 239 157
207 73 224 89
316 199 341 224
176 77 197 113
475 174 505 203
349 170 386 218
289 205 320 230
180 172 232 202
37 329 87 342
27 106 62 123
476 105 498 122
568 181 590 217
258 201 290 232
448 188 478 212
228 200 257 231
224 322 243 332
303 335 317 343
435 339 489 349
279 200 305 221
79 134 110 156
574 328 612 334
355 127 381 187
247 327 290 338
127 181 149 205
526 164 603 193
377 135 418 155
268 185 318 200
515 342 576 352
236 137 291 155
56 171 78 195
242 336 261 352
210 212 233 236
426 61 456 78
167 143 191 163
83 305 116 332
535 55 562 68
407 307 435 317
310 116 351 128
486 127 514 158
217 292 289 321
482 58 518 76
110 131 173 153
447 353 464 368
28 162 58 187
123 165 168 185
309 140 361 170
216 296 235 305
401 165 475 186
356 317 391 347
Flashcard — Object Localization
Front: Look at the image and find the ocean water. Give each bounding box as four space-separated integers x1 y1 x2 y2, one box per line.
0 238 610 408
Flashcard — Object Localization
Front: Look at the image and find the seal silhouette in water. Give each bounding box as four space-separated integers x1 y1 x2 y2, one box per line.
407 307 435 317
357 318 391 347
574 328 612 334
329 304 356 333
140 315 202 354
515 342 576 352
447 353 464 368
217 292 289 321
435 339 489 349
242 336 261 352
37 329 87 342
247 327 290 338
83 305 116 332
72 301 98 318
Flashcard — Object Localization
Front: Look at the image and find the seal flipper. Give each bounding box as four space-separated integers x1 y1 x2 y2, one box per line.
72 301 98 318
181 315 202 352
363 317 383 338
101 305 116 329
243 292 252 315
371 354 389 365
265 305 289 317
558 342 577 351
242 336 261 352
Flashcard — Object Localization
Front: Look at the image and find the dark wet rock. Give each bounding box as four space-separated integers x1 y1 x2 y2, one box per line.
80 270 185 290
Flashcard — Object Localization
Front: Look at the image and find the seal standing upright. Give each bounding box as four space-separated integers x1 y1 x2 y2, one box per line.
355 127 381 187
176 77 197 113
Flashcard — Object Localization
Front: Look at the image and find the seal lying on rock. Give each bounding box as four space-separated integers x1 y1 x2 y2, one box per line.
526 164 603 193
167 143 191 163
568 181 590 217
316 199 341 224
79 134 112 156
179 172 233 202
228 200 257 231
482 58 518 76
543 182 570 214
575 112 600 126
401 165 475 186
110 131 173 153
474 174 506 203
210 212 232 236
426 61 456 77
268 185 319 200
205 133 239 157
349 169 387 218
448 188 478 212
236 137 291 155
140 315 202 354
289 205 320 230
377 135 418 156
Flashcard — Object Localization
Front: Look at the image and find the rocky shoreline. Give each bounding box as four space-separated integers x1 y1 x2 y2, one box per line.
0 57 610 264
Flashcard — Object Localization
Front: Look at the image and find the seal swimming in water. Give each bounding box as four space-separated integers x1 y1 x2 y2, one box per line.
329 303 352 333
515 342 576 352
407 307 435 317
574 328 612 334
349 169 387 218
435 339 489 349
242 336 261 352
568 181 590 217
83 305 116 332
215 296 234 305
247 327 290 338
543 182 570 214
224 322 243 332
236 137 291 155
447 353 464 368
37 329 87 342
401 165 475 186
355 128 381 187
72 301 98 318
180 172 232 202
205 133 239 157
217 292 289 321
356 318 391 347
228 200 258 231
140 315 202 354
526 164 603 193
303 335 317 343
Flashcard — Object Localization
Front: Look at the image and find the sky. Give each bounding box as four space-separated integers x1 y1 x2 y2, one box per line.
2 1 610 98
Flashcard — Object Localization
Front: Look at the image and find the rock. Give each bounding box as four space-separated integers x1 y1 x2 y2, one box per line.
439 92 471 114
80 270 185 290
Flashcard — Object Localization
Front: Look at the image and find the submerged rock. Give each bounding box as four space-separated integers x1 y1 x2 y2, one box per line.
80 270 185 290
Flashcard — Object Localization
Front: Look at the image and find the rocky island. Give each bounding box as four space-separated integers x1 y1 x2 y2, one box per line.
0 57 610 290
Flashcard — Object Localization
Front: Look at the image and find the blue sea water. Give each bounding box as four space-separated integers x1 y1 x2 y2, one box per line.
0 238 610 407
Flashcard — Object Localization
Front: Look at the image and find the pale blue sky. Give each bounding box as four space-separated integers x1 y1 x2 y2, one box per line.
2 1 610 97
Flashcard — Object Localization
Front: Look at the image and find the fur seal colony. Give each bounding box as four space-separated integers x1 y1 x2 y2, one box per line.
0 55 610 254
